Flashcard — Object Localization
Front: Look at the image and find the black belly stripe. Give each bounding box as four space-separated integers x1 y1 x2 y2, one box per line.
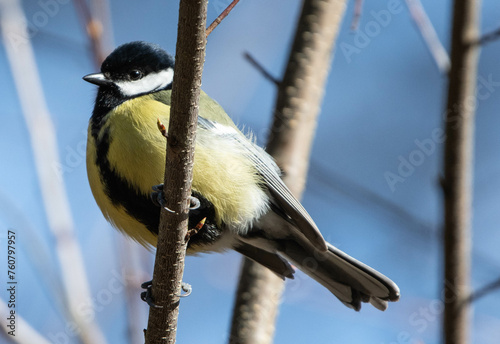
94 126 162 235
92 119 224 247
90 85 224 247
90 86 162 234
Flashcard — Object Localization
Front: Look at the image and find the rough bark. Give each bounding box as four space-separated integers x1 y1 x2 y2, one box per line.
144 1 208 343
229 1 348 343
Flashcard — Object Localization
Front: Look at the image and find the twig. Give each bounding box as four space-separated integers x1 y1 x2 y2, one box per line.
466 277 500 304
404 0 450 73
243 52 280 86
351 0 363 30
90 0 115 53
144 1 208 343
442 0 480 343
0 1 106 343
229 1 348 343
206 0 240 37
477 27 500 45
309 160 435 237
73 0 112 66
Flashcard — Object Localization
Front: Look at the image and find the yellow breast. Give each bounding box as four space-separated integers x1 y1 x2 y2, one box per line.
87 95 268 249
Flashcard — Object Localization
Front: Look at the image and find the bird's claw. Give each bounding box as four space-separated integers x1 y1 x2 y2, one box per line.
189 196 200 210
150 184 176 214
140 280 192 307
151 184 200 213
140 280 163 309
180 282 192 297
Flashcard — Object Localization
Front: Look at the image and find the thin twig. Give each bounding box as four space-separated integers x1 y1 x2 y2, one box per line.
243 52 280 86
477 27 500 45
309 160 434 237
351 0 363 30
0 1 106 343
404 0 450 73
466 277 500 304
206 0 240 37
90 0 115 53
73 0 111 66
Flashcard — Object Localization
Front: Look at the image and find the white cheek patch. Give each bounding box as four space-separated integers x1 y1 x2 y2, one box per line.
116 68 174 97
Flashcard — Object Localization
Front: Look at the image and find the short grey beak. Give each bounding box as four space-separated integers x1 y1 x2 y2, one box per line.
83 73 113 86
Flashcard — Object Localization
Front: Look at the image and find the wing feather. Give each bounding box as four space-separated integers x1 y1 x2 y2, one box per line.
198 117 327 250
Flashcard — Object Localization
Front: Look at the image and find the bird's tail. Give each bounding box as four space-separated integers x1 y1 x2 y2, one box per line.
278 241 400 311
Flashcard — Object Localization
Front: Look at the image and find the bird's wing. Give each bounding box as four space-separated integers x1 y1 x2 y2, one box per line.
197 117 327 251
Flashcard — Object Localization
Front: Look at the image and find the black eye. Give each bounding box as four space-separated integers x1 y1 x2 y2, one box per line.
129 69 143 80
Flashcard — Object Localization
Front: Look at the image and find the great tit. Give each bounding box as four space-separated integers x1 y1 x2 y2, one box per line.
84 41 400 311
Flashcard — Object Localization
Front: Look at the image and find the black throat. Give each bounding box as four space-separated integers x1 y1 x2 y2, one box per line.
90 86 125 140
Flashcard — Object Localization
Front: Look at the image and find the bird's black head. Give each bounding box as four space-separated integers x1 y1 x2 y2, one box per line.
83 41 175 98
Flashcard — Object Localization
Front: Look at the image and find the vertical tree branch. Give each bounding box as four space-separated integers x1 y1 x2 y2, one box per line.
229 1 348 343
443 1 480 344
144 1 208 343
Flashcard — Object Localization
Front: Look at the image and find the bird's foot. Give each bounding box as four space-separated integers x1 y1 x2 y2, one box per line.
150 184 200 213
140 280 162 309
140 280 192 308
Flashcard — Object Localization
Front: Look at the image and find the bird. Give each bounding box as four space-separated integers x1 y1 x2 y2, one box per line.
83 41 400 311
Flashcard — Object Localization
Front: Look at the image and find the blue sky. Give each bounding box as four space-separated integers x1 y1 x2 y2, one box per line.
1 0 500 343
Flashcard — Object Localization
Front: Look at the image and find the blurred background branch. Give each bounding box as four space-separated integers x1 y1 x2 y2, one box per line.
0 0 106 343
442 0 480 343
73 0 113 67
229 0 348 343
0 299 51 344
351 0 363 30
404 0 450 73
477 26 500 45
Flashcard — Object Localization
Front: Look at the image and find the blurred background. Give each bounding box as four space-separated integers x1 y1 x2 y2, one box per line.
1 0 500 343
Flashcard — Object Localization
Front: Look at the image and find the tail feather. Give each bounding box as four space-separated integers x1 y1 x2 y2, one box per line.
234 242 295 280
279 241 400 311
